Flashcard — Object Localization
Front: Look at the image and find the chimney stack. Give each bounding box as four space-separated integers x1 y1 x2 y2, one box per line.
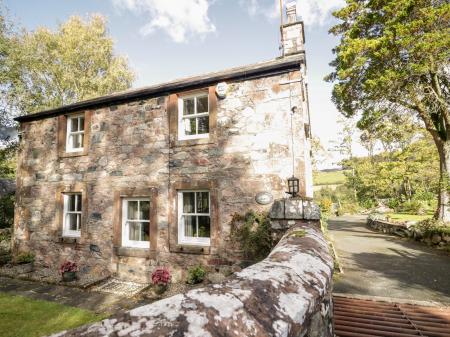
281 2 305 56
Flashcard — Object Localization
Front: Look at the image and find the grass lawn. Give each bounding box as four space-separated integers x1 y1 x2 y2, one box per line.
313 170 348 186
385 212 432 222
0 293 106 337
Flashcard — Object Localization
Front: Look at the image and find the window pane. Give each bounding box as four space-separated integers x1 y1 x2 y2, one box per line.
76 194 82 211
140 201 150 220
197 96 208 113
67 213 78 231
183 118 196 135
70 134 82 149
128 221 149 241
197 116 209 134
127 201 139 220
67 195 76 211
196 192 209 213
70 118 78 132
183 192 195 213
198 216 210 238
79 117 85 131
183 98 195 115
79 133 84 148
184 215 197 237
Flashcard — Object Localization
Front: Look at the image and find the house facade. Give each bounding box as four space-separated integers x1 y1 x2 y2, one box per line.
13 5 313 282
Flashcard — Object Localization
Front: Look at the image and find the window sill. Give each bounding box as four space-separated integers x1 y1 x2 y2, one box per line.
57 237 80 244
59 150 87 158
170 244 210 255
171 137 215 148
114 246 154 258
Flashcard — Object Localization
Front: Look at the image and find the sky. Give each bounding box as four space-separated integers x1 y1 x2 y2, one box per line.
4 0 367 168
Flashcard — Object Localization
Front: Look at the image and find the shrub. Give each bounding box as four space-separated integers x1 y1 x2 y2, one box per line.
319 198 333 215
230 210 274 262
59 261 78 274
186 265 206 285
398 200 423 214
15 252 34 264
0 194 14 229
151 267 171 286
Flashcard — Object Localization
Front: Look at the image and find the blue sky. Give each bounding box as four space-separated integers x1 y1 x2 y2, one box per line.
4 0 365 167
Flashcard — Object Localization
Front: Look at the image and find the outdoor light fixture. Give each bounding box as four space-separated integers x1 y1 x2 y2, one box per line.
287 176 299 197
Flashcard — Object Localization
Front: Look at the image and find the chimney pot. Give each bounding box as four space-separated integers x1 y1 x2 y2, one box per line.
286 2 297 24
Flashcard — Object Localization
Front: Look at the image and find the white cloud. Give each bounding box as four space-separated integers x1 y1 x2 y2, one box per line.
241 0 344 26
112 0 216 43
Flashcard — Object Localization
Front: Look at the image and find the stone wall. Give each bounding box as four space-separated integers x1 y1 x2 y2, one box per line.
54 220 334 337
14 68 311 282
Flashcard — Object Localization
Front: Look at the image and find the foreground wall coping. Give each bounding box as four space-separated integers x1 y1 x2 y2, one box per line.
53 221 333 337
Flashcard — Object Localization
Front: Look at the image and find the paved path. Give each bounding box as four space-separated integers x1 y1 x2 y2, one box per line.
329 215 450 305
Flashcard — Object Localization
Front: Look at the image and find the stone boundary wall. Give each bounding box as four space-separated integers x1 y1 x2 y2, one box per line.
54 221 334 337
367 217 450 247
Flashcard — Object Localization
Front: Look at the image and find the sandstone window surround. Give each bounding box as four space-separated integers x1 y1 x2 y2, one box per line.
169 181 218 255
57 111 92 158
56 183 87 243
178 190 211 246
62 193 82 237
113 188 157 258
121 198 151 249
168 86 217 147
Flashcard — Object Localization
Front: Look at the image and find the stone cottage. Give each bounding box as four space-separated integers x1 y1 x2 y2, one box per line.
13 4 313 282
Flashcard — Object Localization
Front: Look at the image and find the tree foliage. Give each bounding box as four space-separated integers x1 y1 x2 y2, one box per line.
343 133 439 209
2 13 135 117
327 0 449 219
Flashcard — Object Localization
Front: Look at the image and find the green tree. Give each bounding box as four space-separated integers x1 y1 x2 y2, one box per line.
3 14 135 116
327 0 450 220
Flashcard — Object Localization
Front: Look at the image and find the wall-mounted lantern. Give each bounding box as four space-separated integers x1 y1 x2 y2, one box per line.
287 176 299 197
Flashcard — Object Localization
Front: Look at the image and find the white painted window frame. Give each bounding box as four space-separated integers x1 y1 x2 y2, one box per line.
66 114 85 152
121 198 151 249
178 93 209 140
177 190 211 246
63 193 82 238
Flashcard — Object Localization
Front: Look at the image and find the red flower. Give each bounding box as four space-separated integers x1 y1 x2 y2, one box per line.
151 267 171 286
59 261 78 274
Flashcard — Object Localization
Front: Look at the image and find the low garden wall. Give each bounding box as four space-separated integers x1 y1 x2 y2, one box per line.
54 220 334 337
367 216 450 247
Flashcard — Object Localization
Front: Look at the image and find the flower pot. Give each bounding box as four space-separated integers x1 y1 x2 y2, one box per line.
62 271 77 282
154 284 167 295
16 262 34 274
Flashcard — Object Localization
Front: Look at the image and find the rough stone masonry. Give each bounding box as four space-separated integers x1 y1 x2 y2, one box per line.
13 4 313 282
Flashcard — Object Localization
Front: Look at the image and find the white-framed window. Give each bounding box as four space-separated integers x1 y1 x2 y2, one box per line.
63 193 82 237
66 114 85 152
121 198 150 248
178 191 211 246
178 93 209 140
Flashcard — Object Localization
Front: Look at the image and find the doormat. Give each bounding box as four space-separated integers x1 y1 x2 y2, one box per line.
91 278 149 296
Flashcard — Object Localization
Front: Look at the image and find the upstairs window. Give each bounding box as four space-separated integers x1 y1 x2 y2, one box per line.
178 94 209 140
121 198 150 248
63 193 82 237
178 191 210 246
66 114 85 152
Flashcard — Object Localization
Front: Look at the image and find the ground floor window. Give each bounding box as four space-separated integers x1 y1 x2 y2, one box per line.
178 190 210 246
121 198 150 248
63 193 82 237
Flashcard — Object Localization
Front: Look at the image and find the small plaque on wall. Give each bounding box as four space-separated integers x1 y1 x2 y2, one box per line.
215 82 228 98
255 192 273 205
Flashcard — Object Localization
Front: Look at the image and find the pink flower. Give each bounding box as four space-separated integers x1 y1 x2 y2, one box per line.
59 261 78 274
151 267 171 286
